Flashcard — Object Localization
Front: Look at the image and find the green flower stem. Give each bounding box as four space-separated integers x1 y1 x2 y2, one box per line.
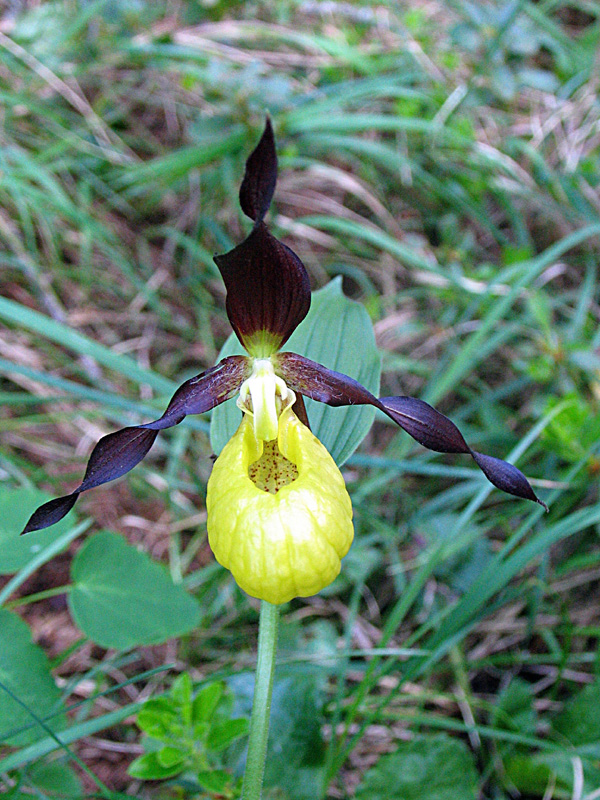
242 600 280 800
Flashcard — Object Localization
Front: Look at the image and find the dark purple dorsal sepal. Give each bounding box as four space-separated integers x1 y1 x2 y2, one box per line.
214 223 311 356
239 117 277 225
22 356 250 534
214 120 311 356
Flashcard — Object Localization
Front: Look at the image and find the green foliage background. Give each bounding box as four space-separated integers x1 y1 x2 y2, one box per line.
0 0 599 797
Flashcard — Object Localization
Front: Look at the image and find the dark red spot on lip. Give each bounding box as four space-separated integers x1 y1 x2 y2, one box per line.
248 439 299 494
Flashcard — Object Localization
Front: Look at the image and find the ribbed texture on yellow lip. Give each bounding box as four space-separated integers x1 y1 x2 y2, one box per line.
207 406 353 604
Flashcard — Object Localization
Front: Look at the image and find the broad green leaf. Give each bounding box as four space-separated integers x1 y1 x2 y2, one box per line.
493 678 537 737
69 531 201 649
14 760 82 798
552 679 600 746
0 608 66 746
0 488 76 575
355 734 479 800
127 751 184 780
210 277 380 466
502 754 555 796
505 751 600 798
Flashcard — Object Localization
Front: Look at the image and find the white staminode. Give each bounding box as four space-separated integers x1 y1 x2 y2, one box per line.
238 358 295 441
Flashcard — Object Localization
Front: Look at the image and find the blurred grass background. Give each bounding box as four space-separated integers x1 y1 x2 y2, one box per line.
0 0 599 797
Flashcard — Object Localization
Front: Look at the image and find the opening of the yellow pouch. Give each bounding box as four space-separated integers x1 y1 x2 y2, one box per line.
248 439 299 494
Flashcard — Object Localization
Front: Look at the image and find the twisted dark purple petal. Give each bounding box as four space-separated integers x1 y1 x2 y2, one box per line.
22 356 250 533
469 451 544 506
276 352 547 509
292 392 311 430
275 351 375 407
379 396 468 453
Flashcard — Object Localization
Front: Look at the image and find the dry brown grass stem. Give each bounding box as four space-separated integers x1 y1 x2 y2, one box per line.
0 30 137 164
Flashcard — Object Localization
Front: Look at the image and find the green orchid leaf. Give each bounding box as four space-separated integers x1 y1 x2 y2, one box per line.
0 608 66 746
69 531 201 649
211 277 380 466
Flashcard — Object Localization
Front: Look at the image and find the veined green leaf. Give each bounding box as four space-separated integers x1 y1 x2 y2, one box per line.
0 608 66 746
69 531 201 649
0 488 77 575
355 734 478 800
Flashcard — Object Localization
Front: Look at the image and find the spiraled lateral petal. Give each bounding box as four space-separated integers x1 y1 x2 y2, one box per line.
275 352 546 509
275 351 377 407
470 451 548 510
379 396 468 453
239 117 277 224
214 223 311 356
22 356 250 534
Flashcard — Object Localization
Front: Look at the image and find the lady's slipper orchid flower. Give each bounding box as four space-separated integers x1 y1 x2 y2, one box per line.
23 120 547 604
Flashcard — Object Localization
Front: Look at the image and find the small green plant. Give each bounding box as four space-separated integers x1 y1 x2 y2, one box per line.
128 673 248 797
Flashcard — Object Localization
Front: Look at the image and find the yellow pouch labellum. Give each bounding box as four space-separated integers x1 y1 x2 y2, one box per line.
207 406 353 605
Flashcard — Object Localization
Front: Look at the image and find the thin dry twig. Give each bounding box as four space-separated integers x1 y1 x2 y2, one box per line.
0 30 136 164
